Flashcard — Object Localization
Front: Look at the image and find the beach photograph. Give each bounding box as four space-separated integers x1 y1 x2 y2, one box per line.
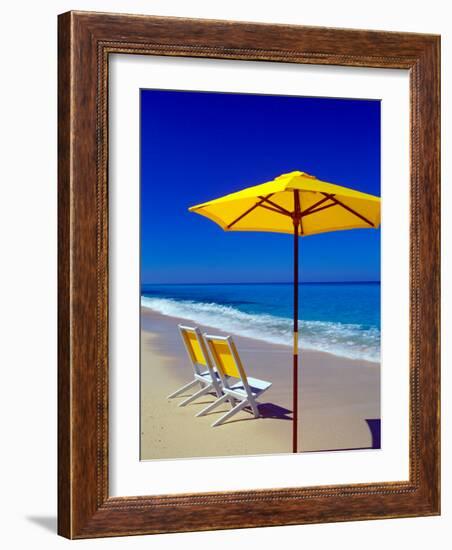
140 89 381 460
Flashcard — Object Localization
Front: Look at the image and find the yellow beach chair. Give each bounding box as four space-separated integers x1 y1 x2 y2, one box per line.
204 334 272 427
167 325 222 410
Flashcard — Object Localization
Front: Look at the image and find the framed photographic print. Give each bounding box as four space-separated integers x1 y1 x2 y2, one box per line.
58 11 440 538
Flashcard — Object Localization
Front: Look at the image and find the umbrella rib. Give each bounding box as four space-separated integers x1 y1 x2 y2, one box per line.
226 194 274 229
258 196 293 216
300 194 335 217
321 193 375 227
258 203 292 217
301 202 337 218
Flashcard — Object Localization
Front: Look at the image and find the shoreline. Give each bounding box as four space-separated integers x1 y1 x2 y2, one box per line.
140 295 380 364
140 306 380 460
141 303 380 366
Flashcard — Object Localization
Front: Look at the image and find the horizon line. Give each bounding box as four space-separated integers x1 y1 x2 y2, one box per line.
141 280 381 286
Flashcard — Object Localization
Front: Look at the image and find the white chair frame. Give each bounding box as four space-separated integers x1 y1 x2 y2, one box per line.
167 325 223 414
203 334 272 427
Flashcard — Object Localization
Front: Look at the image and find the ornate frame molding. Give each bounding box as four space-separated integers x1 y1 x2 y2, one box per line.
58 11 440 538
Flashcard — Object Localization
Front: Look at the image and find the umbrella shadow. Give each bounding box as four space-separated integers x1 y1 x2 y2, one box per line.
365 418 381 449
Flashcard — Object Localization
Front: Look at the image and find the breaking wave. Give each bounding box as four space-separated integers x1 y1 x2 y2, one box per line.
141 296 380 362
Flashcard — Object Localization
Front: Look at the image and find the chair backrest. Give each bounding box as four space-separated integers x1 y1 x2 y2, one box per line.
204 335 251 394
178 325 213 377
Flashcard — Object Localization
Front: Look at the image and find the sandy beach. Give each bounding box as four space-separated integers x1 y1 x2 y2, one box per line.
140 307 380 460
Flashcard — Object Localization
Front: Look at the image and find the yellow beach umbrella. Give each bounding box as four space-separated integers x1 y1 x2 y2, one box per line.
189 171 380 452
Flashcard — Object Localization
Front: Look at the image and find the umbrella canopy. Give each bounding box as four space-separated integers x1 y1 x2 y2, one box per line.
189 171 380 235
189 171 380 453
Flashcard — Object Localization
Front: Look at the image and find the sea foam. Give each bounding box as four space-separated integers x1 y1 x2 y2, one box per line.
141 296 380 362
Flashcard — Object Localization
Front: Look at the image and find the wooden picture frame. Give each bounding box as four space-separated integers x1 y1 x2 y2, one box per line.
58 11 440 539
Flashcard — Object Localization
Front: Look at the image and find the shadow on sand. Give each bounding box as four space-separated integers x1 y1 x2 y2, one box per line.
365 418 381 449
258 402 293 421
212 402 293 425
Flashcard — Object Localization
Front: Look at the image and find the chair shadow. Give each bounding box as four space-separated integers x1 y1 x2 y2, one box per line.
169 392 220 407
212 402 293 425
258 402 293 421
26 516 57 533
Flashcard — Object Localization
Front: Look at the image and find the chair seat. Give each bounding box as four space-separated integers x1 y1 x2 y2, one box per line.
195 370 219 384
228 377 272 397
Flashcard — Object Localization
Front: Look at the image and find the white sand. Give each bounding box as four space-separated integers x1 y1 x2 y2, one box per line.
140 308 380 460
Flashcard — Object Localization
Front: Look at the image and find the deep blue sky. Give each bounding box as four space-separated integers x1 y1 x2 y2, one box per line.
141 89 380 284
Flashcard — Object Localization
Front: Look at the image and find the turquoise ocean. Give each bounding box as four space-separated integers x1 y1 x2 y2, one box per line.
141 282 380 363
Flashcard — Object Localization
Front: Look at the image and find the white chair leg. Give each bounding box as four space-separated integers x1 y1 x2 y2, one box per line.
249 398 260 418
178 384 211 407
211 399 249 427
196 394 228 417
167 379 198 399
228 396 237 408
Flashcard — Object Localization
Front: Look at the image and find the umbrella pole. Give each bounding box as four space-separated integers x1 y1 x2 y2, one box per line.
293 220 299 453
